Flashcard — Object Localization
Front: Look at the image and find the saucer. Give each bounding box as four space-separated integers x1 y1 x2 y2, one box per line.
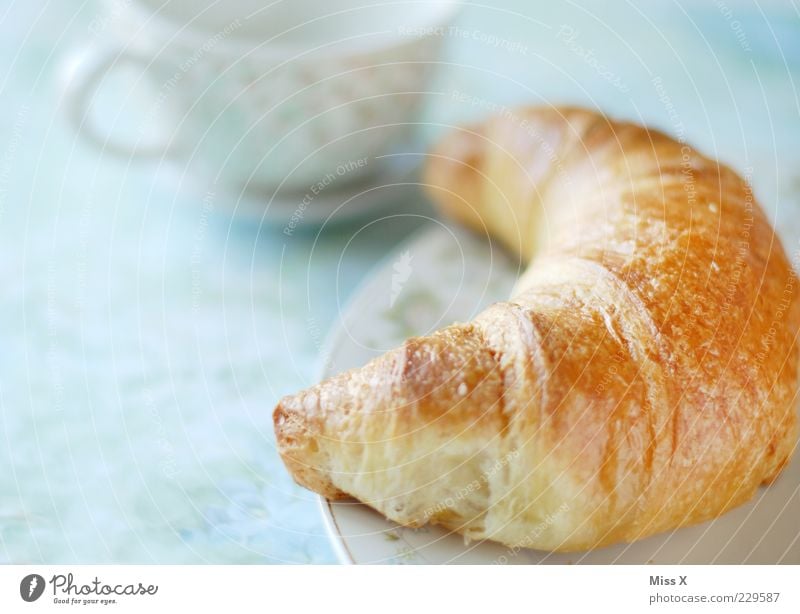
218 153 423 227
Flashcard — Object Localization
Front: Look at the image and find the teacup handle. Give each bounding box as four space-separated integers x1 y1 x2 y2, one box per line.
63 43 180 160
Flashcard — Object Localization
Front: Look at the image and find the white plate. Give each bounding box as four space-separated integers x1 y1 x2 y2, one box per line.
318 224 800 564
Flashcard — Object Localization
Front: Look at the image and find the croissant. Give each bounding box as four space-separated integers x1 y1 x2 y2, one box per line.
274 107 800 552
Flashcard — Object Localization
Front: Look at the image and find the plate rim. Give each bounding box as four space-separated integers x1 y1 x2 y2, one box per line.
318 496 356 565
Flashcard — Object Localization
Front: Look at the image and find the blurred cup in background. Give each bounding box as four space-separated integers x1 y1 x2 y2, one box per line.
63 0 461 208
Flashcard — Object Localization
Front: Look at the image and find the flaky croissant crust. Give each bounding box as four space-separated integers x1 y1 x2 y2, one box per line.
274 107 800 552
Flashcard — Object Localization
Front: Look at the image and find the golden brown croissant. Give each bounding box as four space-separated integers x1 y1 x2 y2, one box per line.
274 107 800 551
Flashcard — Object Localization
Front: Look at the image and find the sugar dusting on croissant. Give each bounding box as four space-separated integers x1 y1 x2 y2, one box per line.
274 107 800 552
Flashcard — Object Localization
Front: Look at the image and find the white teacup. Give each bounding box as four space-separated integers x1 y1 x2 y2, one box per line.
64 0 460 197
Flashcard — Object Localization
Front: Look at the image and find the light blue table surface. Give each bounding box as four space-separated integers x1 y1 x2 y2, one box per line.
1 1 798 563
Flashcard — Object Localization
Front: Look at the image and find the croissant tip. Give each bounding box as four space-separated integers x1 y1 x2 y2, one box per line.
273 395 344 500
